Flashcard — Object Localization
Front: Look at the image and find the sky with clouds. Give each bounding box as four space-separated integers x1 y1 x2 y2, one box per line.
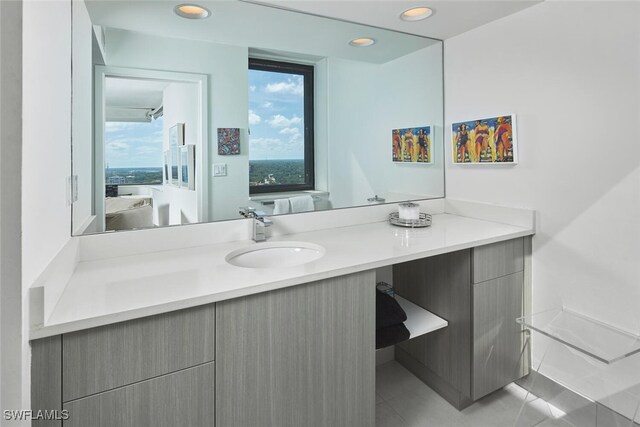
105 118 164 169
248 69 305 160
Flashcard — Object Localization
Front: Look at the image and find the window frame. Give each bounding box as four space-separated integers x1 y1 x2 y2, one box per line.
248 58 315 195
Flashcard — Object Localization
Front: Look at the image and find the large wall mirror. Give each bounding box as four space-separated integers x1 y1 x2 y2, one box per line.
72 0 444 235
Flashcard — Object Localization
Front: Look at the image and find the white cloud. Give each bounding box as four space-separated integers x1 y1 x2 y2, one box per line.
106 140 130 151
288 132 302 144
265 76 303 96
249 85 257 92
268 114 302 128
135 146 160 155
105 122 139 134
262 102 273 108
279 127 300 135
248 110 262 125
250 137 283 151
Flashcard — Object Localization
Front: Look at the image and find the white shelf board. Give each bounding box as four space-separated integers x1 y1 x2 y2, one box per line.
517 308 640 364
395 295 448 339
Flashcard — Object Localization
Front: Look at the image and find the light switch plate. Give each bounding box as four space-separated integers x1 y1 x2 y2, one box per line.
213 163 227 177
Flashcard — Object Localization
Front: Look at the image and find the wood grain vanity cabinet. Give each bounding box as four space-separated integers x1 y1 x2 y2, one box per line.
31 304 216 427
215 271 376 427
393 237 530 409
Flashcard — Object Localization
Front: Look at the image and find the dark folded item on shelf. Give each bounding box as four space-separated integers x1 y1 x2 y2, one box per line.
376 289 407 329
376 323 410 349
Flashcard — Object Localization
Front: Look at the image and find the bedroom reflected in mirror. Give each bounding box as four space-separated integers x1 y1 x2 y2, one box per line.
88 67 207 233
71 0 445 235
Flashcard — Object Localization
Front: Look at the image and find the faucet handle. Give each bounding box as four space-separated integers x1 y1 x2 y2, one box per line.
239 206 256 217
260 217 273 227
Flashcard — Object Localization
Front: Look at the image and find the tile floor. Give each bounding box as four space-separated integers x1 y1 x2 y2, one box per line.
376 361 576 427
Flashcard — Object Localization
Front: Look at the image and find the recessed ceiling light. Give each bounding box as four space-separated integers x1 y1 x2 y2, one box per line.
400 6 433 21
349 37 376 47
174 4 211 19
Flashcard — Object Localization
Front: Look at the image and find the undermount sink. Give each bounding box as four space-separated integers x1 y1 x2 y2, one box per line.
225 241 325 268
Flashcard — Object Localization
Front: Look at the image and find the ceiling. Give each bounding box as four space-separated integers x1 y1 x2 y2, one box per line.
249 0 543 40
85 0 438 65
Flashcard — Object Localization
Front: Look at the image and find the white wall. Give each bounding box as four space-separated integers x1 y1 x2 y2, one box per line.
105 29 249 223
163 82 199 225
22 0 72 289
1 0 25 418
445 0 640 411
71 0 94 235
326 44 444 209
20 0 74 416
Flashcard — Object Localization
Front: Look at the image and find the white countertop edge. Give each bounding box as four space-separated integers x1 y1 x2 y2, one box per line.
30 224 534 340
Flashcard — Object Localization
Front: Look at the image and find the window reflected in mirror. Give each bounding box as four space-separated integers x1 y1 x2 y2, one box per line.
248 58 314 194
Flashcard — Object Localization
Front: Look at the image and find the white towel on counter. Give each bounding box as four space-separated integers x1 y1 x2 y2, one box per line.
289 195 314 213
273 199 290 215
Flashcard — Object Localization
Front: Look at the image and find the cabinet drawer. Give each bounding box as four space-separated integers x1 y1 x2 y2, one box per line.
472 238 524 284
62 304 215 402
63 362 214 427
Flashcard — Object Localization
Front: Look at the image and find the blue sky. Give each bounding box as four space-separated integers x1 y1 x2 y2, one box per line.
248 69 305 160
105 117 164 169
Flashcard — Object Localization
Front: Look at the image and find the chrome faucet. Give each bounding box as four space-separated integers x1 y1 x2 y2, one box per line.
239 207 273 242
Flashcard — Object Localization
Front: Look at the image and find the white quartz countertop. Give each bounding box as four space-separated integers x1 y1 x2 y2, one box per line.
34 213 534 338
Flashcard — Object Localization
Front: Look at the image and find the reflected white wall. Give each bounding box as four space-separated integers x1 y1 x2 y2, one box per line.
162 81 199 225
326 43 444 209
71 0 94 235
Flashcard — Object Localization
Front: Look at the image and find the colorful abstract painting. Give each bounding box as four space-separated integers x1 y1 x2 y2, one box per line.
217 128 241 155
392 126 432 164
451 115 517 164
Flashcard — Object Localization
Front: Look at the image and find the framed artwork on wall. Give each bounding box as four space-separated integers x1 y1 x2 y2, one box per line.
170 123 185 147
217 128 241 155
179 145 196 191
171 145 179 186
392 126 432 164
451 114 518 164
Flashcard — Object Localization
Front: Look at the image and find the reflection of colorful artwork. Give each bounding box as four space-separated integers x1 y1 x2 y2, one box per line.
217 128 240 155
451 115 517 164
392 126 432 164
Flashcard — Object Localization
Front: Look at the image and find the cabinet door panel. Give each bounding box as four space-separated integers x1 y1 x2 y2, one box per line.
63 304 215 401
473 272 524 400
216 271 375 427
472 238 524 284
63 362 214 427
31 336 62 427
